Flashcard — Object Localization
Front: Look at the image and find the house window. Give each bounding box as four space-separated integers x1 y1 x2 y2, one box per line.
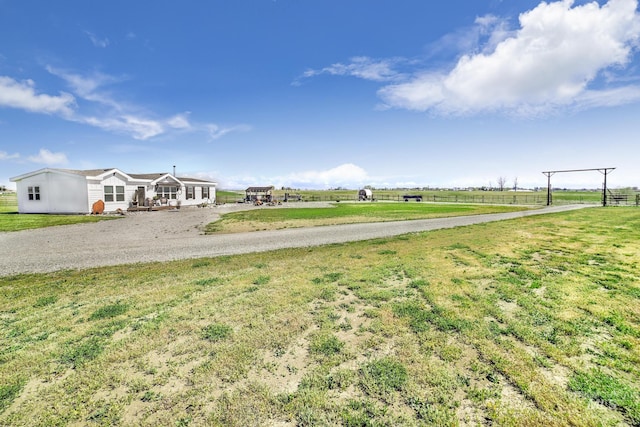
202 187 209 199
104 186 114 202
104 186 124 202
28 186 41 201
186 186 194 199
116 186 125 202
157 186 177 199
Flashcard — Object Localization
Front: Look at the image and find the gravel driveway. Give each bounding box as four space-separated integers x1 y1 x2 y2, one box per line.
0 203 589 276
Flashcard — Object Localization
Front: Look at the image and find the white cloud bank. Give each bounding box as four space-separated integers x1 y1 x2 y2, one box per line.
220 163 371 190
379 0 640 115
0 67 247 141
302 0 640 116
0 76 75 116
27 148 68 166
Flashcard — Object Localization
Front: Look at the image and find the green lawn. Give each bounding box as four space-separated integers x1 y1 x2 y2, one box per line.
2 207 639 426
206 202 531 233
0 192 120 232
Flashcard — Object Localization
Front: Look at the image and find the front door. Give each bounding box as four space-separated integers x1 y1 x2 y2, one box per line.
137 186 145 206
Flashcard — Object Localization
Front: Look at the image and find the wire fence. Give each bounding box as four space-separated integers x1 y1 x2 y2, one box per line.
0 193 17 212
216 192 640 206
215 194 600 206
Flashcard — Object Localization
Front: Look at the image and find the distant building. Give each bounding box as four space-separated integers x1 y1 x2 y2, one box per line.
10 168 217 214
245 186 274 203
358 189 373 200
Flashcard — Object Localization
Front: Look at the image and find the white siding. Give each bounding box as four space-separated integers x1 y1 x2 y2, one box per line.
15 172 88 214
89 175 131 212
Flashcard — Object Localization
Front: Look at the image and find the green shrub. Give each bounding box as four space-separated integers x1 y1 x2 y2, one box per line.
202 323 233 342
61 337 105 368
0 381 24 412
569 369 640 424
310 334 344 357
89 303 128 320
360 357 407 397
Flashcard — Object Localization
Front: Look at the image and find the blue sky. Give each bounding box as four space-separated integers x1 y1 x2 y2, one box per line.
1 0 640 190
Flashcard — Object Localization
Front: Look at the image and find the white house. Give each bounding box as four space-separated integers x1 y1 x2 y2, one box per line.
10 168 217 214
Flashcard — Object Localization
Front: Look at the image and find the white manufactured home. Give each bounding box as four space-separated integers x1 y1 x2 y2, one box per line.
10 168 217 214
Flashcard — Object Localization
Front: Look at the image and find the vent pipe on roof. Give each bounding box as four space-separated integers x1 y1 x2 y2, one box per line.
173 165 176 176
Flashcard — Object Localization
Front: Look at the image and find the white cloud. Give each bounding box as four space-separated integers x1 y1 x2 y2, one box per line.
27 148 68 165
378 0 640 116
81 115 165 140
45 67 247 141
295 56 406 85
206 123 251 140
0 151 20 160
168 113 192 130
1 64 248 142
46 66 125 109
0 76 75 116
284 163 369 188
85 31 110 48
223 163 370 190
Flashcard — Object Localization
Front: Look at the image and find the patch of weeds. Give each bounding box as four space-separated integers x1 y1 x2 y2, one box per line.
313 272 344 285
92 319 128 338
354 286 396 303
328 369 356 391
603 312 639 338
324 272 344 282
319 287 336 301
568 369 640 424
467 386 500 403
254 262 267 269
61 336 105 368
253 275 270 286
360 357 407 397
310 333 344 357
246 286 259 293
33 295 57 307
194 277 221 286
339 321 352 331
407 396 457 424
141 390 162 402
89 302 128 321
202 323 233 342
408 279 429 289
0 380 24 412
446 243 470 250
191 260 211 268
212 382 275 426
392 301 431 333
86 402 121 424
378 249 397 255
340 399 389 426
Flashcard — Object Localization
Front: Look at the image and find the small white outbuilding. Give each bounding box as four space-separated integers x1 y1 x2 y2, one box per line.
358 188 373 201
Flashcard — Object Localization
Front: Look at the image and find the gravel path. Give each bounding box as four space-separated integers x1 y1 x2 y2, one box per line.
0 203 590 276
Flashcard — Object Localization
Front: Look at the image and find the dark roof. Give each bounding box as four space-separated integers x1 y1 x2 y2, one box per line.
58 168 118 177
129 173 166 180
52 169 216 184
246 186 274 192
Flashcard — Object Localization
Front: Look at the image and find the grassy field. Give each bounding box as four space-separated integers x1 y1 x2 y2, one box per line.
0 193 119 232
206 203 531 233
2 207 639 426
